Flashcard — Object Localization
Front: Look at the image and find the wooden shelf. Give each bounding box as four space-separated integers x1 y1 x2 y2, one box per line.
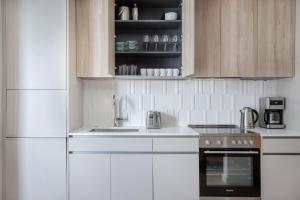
115 51 181 57
115 0 181 8
115 20 182 29
115 75 184 80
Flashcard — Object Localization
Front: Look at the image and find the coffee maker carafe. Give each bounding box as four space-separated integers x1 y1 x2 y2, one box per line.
259 97 286 129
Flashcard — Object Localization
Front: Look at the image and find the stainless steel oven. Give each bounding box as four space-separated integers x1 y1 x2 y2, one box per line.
190 125 261 200
200 148 260 200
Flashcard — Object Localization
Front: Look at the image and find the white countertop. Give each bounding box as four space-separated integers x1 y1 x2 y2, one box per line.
69 126 300 138
69 126 199 137
253 127 300 138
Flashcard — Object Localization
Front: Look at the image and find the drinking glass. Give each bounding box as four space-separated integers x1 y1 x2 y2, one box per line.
143 34 150 51
171 35 179 52
162 34 169 51
152 34 159 51
130 64 138 75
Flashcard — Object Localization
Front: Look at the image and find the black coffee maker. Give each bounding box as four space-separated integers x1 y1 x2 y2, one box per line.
259 97 286 129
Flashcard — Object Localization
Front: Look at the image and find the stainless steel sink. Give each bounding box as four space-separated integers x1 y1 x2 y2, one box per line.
89 128 139 133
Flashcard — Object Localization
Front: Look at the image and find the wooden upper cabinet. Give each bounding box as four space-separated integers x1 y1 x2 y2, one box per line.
194 0 221 77
258 0 295 77
76 0 115 77
182 0 196 77
221 0 258 77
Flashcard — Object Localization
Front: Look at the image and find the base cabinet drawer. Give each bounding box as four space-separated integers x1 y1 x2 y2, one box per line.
153 138 199 152
262 155 300 200
69 138 152 152
263 138 300 153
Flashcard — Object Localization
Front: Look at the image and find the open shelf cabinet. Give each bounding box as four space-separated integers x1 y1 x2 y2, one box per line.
115 0 183 77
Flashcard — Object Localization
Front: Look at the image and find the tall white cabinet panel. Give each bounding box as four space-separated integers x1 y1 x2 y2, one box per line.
6 90 67 138
263 155 300 200
4 139 66 200
111 154 153 200
5 0 67 89
153 154 199 200
69 154 110 200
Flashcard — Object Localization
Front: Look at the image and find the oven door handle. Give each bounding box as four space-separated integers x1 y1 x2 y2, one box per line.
203 150 259 155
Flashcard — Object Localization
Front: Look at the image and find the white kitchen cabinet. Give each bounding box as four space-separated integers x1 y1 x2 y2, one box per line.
153 154 199 200
111 154 153 200
262 138 300 200
5 0 67 89
263 155 300 200
4 138 67 200
69 154 110 200
6 90 67 138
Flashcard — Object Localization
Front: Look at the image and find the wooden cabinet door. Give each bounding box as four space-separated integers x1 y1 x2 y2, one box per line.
258 0 295 77
69 153 111 200
182 0 196 77
76 0 115 77
5 139 67 200
153 154 199 200
263 155 300 200
221 0 258 77
194 0 221 77
5 0 67 89
111 154 153 200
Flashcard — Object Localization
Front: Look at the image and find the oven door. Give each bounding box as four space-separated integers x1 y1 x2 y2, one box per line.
200 148 260 197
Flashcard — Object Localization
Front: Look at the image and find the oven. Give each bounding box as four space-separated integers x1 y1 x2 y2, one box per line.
200 148 261 200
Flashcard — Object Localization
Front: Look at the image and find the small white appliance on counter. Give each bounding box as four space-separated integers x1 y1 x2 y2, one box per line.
259 97 286 129
146 111 161 129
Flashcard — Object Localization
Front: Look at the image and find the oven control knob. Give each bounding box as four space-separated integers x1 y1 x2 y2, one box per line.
238 140 242 145
205 140 211 145
231 140 237 145
243 140 248 145
249 140 254 145
217 140 222 145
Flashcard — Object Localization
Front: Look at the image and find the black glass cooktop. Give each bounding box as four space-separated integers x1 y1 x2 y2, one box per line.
188 124 259 135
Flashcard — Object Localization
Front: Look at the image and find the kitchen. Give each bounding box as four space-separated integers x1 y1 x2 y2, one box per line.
1 0 300 200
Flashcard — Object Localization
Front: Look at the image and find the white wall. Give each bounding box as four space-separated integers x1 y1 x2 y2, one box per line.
0 0 4 199
277 0 300 131
0 0 3 197
83 79 278 127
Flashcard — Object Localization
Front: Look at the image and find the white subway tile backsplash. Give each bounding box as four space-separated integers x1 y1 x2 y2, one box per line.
190 111 206 124
210 95 223 111
202 80 215 94
150 81 164 95
83 79 279 127
154 95 181 112
226 80 243 94
222 95 234 110
166 81 179 95
214 80 226 95
195 94 210 111
206 111 218 124
181 95 194 110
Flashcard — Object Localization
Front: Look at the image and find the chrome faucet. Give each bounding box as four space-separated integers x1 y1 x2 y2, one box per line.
113 95 128 127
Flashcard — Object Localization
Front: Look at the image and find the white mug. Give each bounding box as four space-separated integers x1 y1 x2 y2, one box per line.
140 68 147 76
147 68 154 76
154 69 160 77
173 69 180 76
160 68 166 76
166 69 173 77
